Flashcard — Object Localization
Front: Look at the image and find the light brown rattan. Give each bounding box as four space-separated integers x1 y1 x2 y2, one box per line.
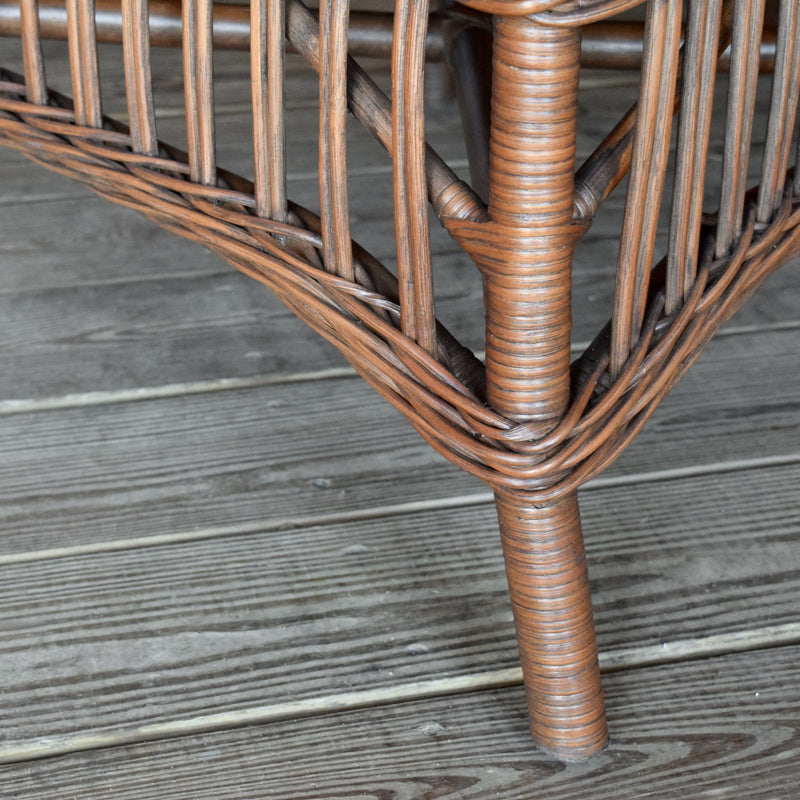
1 0 798 761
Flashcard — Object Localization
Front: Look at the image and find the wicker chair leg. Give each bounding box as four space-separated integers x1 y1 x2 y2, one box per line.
476 13 608 760
495 489 608 761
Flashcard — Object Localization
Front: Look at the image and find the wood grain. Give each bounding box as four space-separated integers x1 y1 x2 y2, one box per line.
0 176 797 397
0 326 795 552
0 459 798 746
1 646 797 796
0 61 789 401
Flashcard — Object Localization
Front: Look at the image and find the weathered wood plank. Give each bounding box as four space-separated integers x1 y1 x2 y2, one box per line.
0 643 797 795
0 459 798 744
2 56 794 400
0 151 79 202
0 184 796 398
0 327 796 553
0 270 346 397
0 175 465 289
4 623 800 763
0 194 230 285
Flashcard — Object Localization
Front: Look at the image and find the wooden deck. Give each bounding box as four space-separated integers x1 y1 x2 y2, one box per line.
1 36 799 798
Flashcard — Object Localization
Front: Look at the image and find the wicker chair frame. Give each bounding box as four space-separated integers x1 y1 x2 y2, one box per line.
1 0 798 760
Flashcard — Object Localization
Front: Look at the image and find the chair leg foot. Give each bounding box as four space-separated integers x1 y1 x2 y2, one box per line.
495 489 608 760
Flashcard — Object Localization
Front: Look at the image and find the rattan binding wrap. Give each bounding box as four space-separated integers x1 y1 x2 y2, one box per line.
1 0 798 760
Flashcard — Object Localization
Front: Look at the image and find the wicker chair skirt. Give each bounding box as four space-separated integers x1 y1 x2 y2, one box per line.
1 0 798 761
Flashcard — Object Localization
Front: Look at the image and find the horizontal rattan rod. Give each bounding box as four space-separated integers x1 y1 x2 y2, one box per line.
581 20 778 72
0 0 446 58
0 3 779 70
19 0 46 104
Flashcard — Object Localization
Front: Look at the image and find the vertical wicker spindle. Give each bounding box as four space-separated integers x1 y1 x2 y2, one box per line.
121 0 157 155
795 109 800 195
756 0 800 223
319 0 353 279
251 0 287 221
284 0 481 226
446 21 492 205
482 14 607 761
666 0 722 314
393 0 436 355
183 0 216 186
66 0 102 127
717 0 766 257
19 0 46 105
611 0 682 374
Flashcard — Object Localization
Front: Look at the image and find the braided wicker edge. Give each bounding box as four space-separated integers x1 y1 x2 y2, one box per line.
1 70 798 503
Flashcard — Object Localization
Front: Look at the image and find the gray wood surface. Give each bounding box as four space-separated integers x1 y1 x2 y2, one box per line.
0 327 797 553
1 646 798 799
0 26 797 797
1 460 798 750
0 172 797 397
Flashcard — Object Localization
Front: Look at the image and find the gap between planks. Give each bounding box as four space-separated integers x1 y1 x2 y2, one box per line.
1 451 797 566
1 320 797 415
1 622 798 765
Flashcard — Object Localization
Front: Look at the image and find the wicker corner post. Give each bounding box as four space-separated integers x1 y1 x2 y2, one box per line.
1 0 798 762
475 11 606 758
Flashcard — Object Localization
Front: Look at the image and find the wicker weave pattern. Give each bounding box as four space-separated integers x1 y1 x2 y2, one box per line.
1 0 798 760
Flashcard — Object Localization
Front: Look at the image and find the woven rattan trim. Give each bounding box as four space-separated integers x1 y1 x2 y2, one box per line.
2 77 798 500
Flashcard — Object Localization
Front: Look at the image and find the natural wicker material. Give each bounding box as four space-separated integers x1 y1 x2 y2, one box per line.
1 0 797 761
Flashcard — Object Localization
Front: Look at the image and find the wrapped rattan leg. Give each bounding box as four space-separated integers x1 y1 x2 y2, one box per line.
495 489 608 761
471 12 607 760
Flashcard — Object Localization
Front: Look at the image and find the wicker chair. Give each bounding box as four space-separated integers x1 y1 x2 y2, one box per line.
0 0 797 761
